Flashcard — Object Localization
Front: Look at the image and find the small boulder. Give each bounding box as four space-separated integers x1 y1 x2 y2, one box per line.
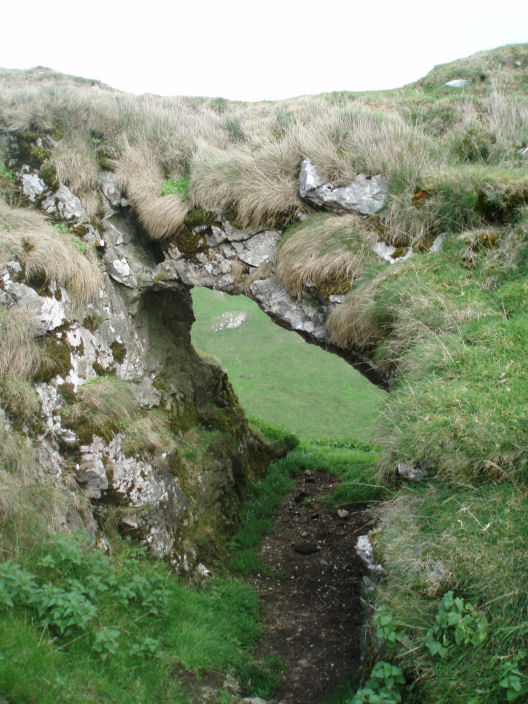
299 159 388 216
397 463 427 482
444 78 470 88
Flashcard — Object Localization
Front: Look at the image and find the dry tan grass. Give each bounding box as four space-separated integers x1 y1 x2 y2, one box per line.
277 213 378 298
122 412 177 459
1 67 438 240
189 140 303 228
0 199 102 303
63 377 139 445
0 416 90 557
486 90 528 157
115 141 189 239
0 308 41 384
325 271 390 352
52 133 100 195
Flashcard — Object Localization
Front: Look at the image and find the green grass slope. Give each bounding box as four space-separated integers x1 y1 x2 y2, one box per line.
191 287 386 441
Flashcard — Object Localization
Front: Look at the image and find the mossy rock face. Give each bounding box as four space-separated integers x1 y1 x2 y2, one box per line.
57 381 76 404
110 340 126 364
316 274 352 299
95 145 115 171
92 360 116 377
39 161 59 190
17 131 50 169
392 247 408 259
169 400 198 435
50 124 65 141
25 271 53 298
183 207 217 230
35 338 72 382
172 229 209 260
82 314 103 333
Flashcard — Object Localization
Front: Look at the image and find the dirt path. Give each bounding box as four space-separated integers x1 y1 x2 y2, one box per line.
249 470 372 704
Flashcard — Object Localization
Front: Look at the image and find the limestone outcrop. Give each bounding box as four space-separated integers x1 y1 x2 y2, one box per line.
1 137 270 570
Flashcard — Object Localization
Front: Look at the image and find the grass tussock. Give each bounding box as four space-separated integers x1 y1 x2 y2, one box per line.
115 142 189 239
378 314 528 484
0 308 41 419
62 376 138 445
325 222 520 367
0 418 88 558
189 140 303 228
121 411 177 459
372 482 528 703
52 132 100 197
0 199 102 303
277 213 379 298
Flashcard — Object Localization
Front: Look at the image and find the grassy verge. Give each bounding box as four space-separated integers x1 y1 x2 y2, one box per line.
0 533 263 703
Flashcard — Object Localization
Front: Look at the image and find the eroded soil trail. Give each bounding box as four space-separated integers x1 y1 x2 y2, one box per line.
249 471 372 704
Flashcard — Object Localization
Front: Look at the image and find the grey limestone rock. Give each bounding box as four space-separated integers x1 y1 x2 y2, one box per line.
42 184 88 221
21 172 48 201
0 278 67 334
355 535 386 578
249 277 327 340
299 158 388 216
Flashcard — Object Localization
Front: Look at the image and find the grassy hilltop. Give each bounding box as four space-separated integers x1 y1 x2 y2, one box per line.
0 43 528 703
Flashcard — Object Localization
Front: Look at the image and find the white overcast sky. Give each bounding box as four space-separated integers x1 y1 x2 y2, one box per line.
1 0 527 101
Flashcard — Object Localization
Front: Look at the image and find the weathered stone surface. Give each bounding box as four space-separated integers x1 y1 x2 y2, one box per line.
0 278 67 333
355 535 386 577
42 184 88 221
211 311 247 331
299 159 388 216
100 171 129 209
21 171 47 201
250 277 327 340
232 230 280 267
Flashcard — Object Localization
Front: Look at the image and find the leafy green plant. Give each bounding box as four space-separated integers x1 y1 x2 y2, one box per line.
0 163 15 182
425 591 489 658
499 652 528 702
130 636 161 659
92 628 121 660
373 604 406 645
158 177 189 199
349 662 405 703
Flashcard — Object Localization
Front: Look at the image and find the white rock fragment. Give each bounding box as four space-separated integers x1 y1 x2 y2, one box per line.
211 312 247 331
2 282 66 333
232 230 281 267
111 258 131 277
356 535 386 577
21 172 47 201
430 232 447 253
444 78 470 88
42 184 88 221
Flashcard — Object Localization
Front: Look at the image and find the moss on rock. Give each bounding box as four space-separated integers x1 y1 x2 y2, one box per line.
109 340 126 364
35 338 72 382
